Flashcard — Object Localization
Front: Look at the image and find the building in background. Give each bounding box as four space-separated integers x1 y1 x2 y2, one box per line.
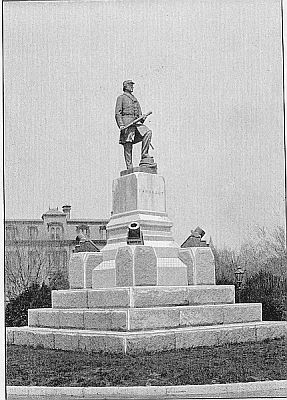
5 205 108 299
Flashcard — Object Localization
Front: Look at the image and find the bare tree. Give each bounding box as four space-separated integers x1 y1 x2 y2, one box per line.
214 225 287 284
5 238 68 301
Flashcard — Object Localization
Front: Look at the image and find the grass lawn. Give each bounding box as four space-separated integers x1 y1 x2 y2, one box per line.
6 337 287 387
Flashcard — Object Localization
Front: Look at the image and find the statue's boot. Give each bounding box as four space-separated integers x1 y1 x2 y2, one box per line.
141 130 152 160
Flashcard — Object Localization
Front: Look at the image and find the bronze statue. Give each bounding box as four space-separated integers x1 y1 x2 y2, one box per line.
115 80 154 170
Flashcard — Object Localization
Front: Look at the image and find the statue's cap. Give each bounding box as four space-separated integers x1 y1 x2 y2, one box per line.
123 80 135 86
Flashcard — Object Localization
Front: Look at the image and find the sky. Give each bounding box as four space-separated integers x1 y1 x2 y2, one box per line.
3 0 286 248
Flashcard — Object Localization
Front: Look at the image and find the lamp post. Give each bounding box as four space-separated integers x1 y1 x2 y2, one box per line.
235 267 245 303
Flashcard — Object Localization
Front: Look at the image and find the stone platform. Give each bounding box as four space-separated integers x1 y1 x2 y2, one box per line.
7 285 287 353
7 321 287 354
6 170 287 353
51 285 236 308
27 303 262 332
29 286 261 332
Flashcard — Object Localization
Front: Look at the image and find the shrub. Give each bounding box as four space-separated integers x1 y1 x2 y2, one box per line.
5 283 51 327
213 226 287 321
213 247 237 286
5 271 70 327
49 271 69 290
240 270 287 321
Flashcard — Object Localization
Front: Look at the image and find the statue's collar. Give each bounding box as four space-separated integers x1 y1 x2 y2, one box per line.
123 91 136 100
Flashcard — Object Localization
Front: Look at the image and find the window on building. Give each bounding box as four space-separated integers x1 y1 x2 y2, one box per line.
99 225 107 240
47 252 52 267
48 224 63 240
54 251 61 268
28 251 38 269
28 226 38 240
46 250 68 275
5 226 18 241
62 251 67 268
5 251 17 267
56 227 61 240
76 225 90 238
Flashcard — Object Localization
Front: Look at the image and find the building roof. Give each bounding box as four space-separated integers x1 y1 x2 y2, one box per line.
42 208 65 217
5 205 109 225
5 219 43 224
68 219 109 224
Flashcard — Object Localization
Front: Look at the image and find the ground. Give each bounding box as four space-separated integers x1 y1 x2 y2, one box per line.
6 337 287 387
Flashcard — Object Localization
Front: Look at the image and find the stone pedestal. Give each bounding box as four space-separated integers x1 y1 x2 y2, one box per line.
91 172 215 288
7 170 287 353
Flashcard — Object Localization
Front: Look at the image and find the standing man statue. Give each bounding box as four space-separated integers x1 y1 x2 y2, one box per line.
115 80 155 170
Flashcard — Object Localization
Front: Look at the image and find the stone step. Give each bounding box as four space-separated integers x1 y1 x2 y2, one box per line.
7 321 287 354
28 303 262 331
52 285 235 309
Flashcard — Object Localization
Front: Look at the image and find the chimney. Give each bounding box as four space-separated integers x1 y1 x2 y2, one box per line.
62 205 71 219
